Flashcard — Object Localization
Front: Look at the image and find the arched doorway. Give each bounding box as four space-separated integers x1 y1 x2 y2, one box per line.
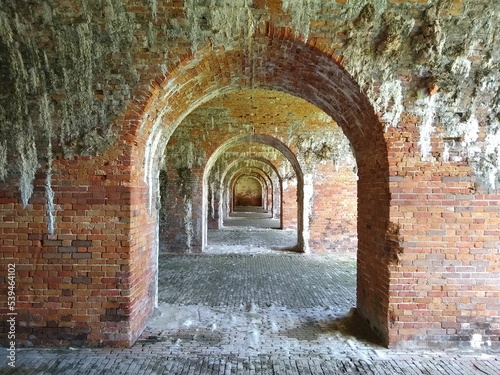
214 156 283 230
202 134 301 250
233 175 264 208
230 170 272 214
127 30 390 345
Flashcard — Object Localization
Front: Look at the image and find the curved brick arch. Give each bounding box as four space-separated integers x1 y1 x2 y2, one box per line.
229 168 273 210
229 168 272 197
202 134 304 250
223 157 281 185
217 156 283 228
231 173 266 208
128 29 391 346
204 135 302 180
226 163 277 209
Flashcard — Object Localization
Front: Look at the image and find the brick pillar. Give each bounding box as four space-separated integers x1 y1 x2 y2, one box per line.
207 181 220 230
282 179 298 229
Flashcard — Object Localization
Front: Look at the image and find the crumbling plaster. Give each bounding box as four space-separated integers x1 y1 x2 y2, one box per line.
0 0 139 233
336 1 500 189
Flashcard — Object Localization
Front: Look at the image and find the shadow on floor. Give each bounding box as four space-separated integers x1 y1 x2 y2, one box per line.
282 308 384 347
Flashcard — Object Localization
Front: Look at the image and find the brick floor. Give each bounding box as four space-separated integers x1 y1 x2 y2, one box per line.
157 253 356 308
2 229 500 374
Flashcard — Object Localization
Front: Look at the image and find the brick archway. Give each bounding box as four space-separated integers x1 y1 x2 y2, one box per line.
232 174 265 208
229 168 274 217
215 156 283 230
202 134 302 251
125 29 390 346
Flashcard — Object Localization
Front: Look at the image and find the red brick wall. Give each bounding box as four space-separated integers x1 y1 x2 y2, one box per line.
1 0 498 350
281 181 298 230
385 119 500 346
0 35 391 347
309 163 357 253
0 145 155 346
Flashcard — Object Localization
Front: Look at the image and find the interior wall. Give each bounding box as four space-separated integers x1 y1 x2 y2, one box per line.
1 1 499 349
309 163 358 253
281 179 298 230
233 176 263 207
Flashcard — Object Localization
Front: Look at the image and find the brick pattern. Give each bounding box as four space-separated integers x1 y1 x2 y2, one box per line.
0 30 394 347
6 350 500 375
309 163 358 253
385 121 500 346
1 0 498 349
0 147 142 346
282 182 298 230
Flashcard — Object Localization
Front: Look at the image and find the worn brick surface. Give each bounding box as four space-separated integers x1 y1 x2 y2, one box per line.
2 252 499 374
1 0 499 349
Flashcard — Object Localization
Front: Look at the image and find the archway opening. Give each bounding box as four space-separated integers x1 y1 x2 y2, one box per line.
131 32 390 347
228 171 277 229
201 134 302 253
233 175 264 208
213 148 286 231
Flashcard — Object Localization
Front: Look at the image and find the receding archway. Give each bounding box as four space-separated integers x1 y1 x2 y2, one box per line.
202 134 304 251
230 171 269 214
233 174 264 208
214 156 283 229
127 29 390 346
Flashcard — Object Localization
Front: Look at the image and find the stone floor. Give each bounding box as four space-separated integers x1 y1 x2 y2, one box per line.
224 206 281 229
2 222 500 374
205 208 297 254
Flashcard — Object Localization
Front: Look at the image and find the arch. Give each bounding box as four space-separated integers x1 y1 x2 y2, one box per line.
228 167 273 213
205 153 281 230
202 133 304 251
214 156 282 228
126 28 390 345
232 174 265 208
229 169 272 211
242 157 283 220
